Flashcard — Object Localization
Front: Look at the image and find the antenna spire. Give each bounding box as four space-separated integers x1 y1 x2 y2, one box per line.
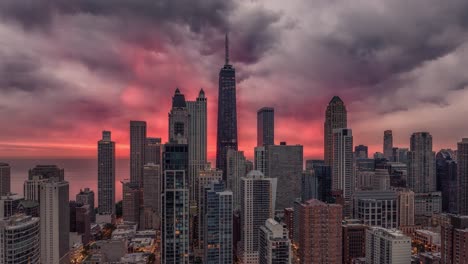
225 33 229 65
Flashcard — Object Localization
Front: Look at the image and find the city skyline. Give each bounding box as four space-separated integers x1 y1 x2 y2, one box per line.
2 1 468 160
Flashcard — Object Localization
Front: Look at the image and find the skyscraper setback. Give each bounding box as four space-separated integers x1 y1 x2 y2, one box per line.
130 121 147 187
257 107 275 146
324 96 347 166
216 34 238 179
98 131 115 215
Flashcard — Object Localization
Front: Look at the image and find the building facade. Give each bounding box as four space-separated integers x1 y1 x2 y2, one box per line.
332 128 354 217
365 227 411 264
458 138 468 215
353 190 398 228
324 96 347 166
130 121 147 187
0 163 10 196
407 132 436 193
122 182 141 225
342 221 367 264
0 214 40 264
145 137 161 165
258 219 291 264
383 130 393 160
142 163 161 230
226 149 247 211
257 107 275 146
436 149 458 213
98 131 116 215
76 188 95 223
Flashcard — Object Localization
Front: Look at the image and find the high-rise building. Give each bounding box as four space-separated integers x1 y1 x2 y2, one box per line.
458 138 468 215
257 107 275 146
414 192 442 225
283 208 294 241
76 188 95 223
353 190 398 228
301 170 317 202
383 130 393 160
0 214 40 263
254 143 303 210
258 218 291 264
145 137 161 165
324 96 347 166
203 181 233 264
130 121 147 187
441 215 468 263
436 149 458 213
296 199 342 264
397 189 415 228
226 149 247 211
142 163 161 230
97 131 115 215
169 88 189 144
354 145 368 159
408 132 436 193
239 170 276 263
332 128 354 217
0 163 10 196
162 170 189 264
216 34 238 179
342 220 367 264
0 193 23 218
122 181 141 225
187 89 208 205
74 203 92 244
365 227 411 264
40 180 69 264
197 165 223 249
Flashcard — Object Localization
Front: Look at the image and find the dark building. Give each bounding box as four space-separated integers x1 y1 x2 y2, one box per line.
130 121 147 187
216 34 238 179
98 131 115 215
257 107 274 146
145 137 162 165
305 160 325 171
0 163 10 196
70 201 78 232
76 188 95 223
314 165 333 203
283 208 294 240
354 145 368 159
28 165 64 181
441 215 468 263
342 221 367 264
122 182 142 225
458 139 468 215
17 200 39 217
436 150 458 213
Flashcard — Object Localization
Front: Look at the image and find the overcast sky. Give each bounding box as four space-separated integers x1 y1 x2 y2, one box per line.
1 0 468 159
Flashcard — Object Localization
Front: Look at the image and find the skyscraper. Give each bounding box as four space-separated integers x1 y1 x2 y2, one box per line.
122 181 141 224
203 181 233 264
257 107 275 146
187 89 207 204
162 170 190 264
383 130 393 160
397 189 415 228
130 121 147 187
407 132 436 193
0 214 40 263
239 170 276 263
226 149 247 210
145 137 161 165
0 163 10 196
142 163 161 230
324 96 347 166
332 128 354 217
254 142 303 210
436 149 458 213
458 138 468 215
342 221 367 264
258 219 291 264
76 188 95 223
296 199 342 264
216 33 238 178
98 130 115 215
40 180 69 264
365 227 411 264
441 215 468 263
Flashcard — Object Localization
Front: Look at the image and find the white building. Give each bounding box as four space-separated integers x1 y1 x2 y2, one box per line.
40 180 70 264
258 219 291 264
366 227 411 264
332 128 354 217
0 214 40 264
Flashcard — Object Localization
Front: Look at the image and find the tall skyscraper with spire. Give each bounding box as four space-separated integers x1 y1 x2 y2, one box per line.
324 96 347 166
216 34 238 178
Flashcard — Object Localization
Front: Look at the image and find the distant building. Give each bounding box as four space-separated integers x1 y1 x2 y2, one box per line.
254 143 303 210
239 170 276 263
372 169 391 190
0 193 23 218
29 165 64 182
414 192 442 225
130 121 147 187
187 89 208 205
458 138 468 215
76 188 95 223
354 145 368 159
408 132 436 193
365 227 411 264
342 220 367 264
258 219 291 264
40 180 69 264
98 131 115 215
436 149 457 213
397 189 415 228
144 137 161 165
353 190 398 228
203 181 233 264
324 96 347 166
122 182 141 225
257 107 275 146
142 163 161 230
0 214 40 263
305 159 324 171
383 130 393 160
296 199 342 264
332 128 354 217
0 163 10 196
226 149 247 210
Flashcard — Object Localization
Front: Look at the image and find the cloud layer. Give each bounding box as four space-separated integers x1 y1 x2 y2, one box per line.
1 0 468 160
